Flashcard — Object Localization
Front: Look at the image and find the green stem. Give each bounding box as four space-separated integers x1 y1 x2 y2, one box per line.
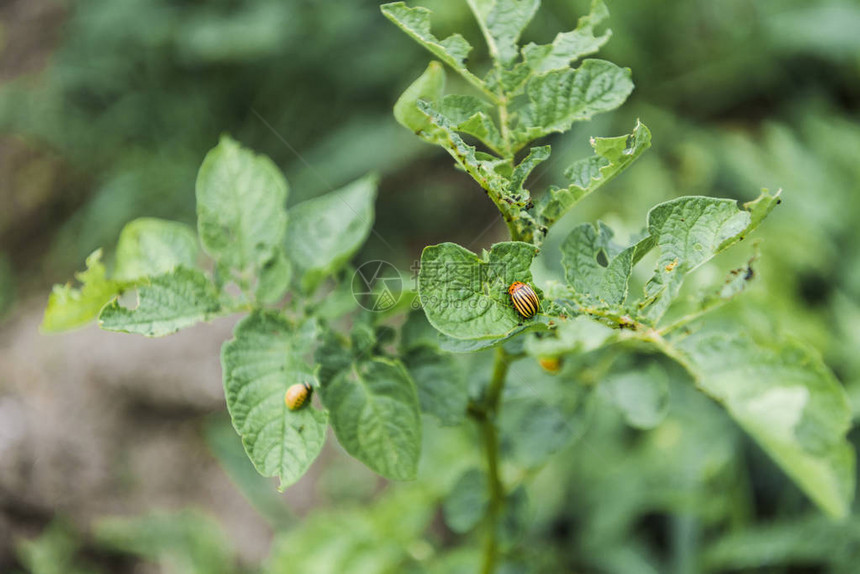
479 346 509 574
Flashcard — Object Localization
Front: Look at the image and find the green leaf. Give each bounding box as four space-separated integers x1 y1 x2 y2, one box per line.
394 61 446 139
436 95 506 154
221 312 327 490
600 363 669 430
402 346 468 426
501 397 576 468
42 249 122 333
666 330 855 518
538 121 651 228
113 218 199 282
99 267 222 337
195 135 289 273
94 510 235 574
465 0 540 65
508 145 550 203
516 59 634 145
522 0 611 73
320 357 422 480
443 468 488 533
381 2 489 97
637 190 780 322
560 221 636 307
416 99 507 184
418 241 540 340
255 248 292 304
285 174 377 293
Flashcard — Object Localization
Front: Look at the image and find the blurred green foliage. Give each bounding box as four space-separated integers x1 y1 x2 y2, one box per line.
5 0 860 572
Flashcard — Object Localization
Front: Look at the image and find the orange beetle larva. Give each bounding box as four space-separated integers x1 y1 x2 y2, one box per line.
284 382 313 411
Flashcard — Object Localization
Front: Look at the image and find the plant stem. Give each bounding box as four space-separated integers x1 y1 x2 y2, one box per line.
479 346 509 574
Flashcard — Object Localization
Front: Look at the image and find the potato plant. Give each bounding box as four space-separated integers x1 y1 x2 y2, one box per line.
42 1 854 572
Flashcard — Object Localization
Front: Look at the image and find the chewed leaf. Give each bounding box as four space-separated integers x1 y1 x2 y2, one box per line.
538 121 651 229
381 3 488 96
42 249 123 333
99 267 222 337
465 0 540 64
667 330 854 518
637 190 780 322
515 59 633 147
522 0 611 74
222 312 327 490
560 221 636 307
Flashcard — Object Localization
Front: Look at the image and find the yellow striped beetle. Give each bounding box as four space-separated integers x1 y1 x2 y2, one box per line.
284 382 313 411
508 281 540 318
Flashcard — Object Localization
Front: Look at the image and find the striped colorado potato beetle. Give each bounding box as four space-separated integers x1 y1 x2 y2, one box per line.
284 382 313 411
508 281 540 318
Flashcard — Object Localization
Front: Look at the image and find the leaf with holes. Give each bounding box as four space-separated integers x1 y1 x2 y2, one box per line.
99 267 222 337
42 249 123 333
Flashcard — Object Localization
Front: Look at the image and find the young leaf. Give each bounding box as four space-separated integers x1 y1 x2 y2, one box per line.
665 330 855 518
320 358 422 480
417 100 510 199
381 2 490 99
418 241 541 340
538 121 651 229
99 267 222 337
42 249 122 333
394 61 446 139
113 218 199 281
436 95 506 155
196 135 289 274
560 221 636 307
285 174 377 293
402 346 468 426
637 190 780 322
221 312 327 490
522 0 611 74
515 59 633 146
465 0 540 65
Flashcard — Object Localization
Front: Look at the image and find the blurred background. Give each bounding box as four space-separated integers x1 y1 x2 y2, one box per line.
1 0 860 572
